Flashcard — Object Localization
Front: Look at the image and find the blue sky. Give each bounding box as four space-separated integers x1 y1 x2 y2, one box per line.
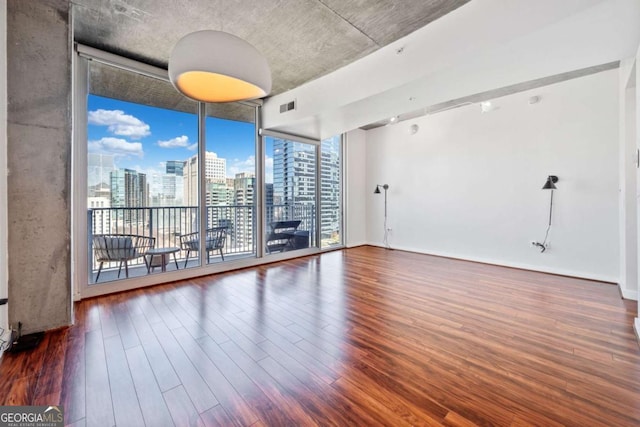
87 94 261 178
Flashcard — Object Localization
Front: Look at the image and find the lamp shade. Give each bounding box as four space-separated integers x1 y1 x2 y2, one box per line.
374 186 381 194
169 30 272 103
542 175 558 190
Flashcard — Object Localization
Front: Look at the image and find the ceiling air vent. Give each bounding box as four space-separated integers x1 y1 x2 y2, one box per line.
279 100 296 113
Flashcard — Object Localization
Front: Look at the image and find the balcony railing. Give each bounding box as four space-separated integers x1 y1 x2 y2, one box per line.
88 204 316 283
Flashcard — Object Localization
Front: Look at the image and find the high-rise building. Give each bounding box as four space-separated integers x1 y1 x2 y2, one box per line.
234 172 255 205
110 168 148 230
183 155 198 207
265 183 274 208
205 152 226 183
166 160 185 176
149 173 183 207
110 168 148 208
147 160 185 207
207 181 234 207
183 152 226 206
233 172 255 251
320 137 341 245
88 196 111 234
271 137 342 246
272 139 316 233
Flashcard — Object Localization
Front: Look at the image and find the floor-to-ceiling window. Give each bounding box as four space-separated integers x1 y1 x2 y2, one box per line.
320 135 343 248
74 46 344 297
86 60 199 283
264 134 318 254
204 103 257 263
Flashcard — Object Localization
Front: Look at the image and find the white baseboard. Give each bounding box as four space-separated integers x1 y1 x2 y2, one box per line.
619 286 639 301
365 242 620 284
346 241 367 248
635 318 640 342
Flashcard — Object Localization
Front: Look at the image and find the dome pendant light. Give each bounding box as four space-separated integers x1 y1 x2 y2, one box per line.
168 30 272 103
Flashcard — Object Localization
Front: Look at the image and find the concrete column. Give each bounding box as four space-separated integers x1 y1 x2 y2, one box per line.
7 0 71 333
0 0 8 347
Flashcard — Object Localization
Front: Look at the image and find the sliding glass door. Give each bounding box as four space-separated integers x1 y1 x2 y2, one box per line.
75 46 344 297
86 61 199 283
320 135 343 248
264 135 318 254
204 103 257 263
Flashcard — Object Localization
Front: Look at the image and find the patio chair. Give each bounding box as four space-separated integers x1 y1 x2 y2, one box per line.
179 226 228 267
265 220 301 253
93 234 155 282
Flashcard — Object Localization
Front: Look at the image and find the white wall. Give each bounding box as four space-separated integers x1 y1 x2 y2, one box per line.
0 0 8 356
263 0 640 140
365 69 620 282
345 129 367 247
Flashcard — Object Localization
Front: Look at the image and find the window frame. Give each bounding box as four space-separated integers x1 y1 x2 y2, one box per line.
72 45 344 299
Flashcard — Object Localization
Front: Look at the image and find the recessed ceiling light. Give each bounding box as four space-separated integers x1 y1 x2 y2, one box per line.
480 101 494 113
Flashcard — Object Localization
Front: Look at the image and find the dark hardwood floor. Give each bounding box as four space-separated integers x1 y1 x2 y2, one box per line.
1 246 639 426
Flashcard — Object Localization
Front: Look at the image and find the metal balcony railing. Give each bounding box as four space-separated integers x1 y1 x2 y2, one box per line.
88 204 316 282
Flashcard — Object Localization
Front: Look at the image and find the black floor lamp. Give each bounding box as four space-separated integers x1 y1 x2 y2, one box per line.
533 175 558 252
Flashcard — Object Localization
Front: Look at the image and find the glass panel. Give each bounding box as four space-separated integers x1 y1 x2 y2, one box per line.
321 135 342 248
204 103 257 263
265 136 317 254
87 61 198 283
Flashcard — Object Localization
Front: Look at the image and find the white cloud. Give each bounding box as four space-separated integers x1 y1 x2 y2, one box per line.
187 143 198 151
88 137 144 158
158 135 190 148
88 109 151 139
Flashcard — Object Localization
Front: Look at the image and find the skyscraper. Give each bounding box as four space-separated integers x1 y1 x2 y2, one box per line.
110 168 148 208
233 172 255 251
183 152 226 206
271 137 342 247
165 160 185 176
271 139 316 237
320 136 341 245
272 139 316 206
109 168 148 229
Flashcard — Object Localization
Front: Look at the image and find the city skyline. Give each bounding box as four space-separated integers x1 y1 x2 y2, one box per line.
86 95 342 250
87 94 264 180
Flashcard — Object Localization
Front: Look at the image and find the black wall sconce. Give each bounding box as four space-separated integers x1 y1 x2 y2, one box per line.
374 184 390 248
533 175 558 252
542 175 558 190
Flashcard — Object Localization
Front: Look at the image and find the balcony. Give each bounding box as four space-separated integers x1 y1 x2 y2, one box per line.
88 204 316 284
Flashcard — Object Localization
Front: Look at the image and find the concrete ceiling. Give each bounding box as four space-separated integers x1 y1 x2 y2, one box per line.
73 0 640 137
73 0 470 110
262 0 640 138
